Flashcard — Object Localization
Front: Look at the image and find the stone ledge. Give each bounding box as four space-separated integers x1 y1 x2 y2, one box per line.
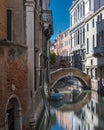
0 40 27 49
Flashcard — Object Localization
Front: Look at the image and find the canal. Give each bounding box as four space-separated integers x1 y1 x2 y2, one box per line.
39 79 104 130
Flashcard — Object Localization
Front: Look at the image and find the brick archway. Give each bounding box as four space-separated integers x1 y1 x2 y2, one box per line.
5 95 22 130
50 68 91 88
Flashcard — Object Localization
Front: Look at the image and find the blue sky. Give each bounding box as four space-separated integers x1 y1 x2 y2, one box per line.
50 0 72 42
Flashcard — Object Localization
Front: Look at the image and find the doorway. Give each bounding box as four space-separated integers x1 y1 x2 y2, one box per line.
5 96 22 130
7 108 15 130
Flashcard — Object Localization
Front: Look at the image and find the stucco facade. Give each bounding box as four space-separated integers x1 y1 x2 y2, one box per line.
53 28 71 68
85 6 104 91
69 0 96 72
69 0 104 91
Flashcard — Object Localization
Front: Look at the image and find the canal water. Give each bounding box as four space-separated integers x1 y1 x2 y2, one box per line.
38 78 104 130
39 90 104 130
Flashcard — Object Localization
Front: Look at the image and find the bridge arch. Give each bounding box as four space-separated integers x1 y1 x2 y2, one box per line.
51 92 91 111
50 68 91 89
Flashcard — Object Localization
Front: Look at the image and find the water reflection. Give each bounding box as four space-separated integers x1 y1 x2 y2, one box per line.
48 91 104 130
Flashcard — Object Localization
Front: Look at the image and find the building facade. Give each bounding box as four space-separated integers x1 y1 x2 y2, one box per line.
0 0 28 130
53 28 71 68
85 6 104 91
69 0 95 71
69 0 104 90
0 0 7 39
0 0 53 130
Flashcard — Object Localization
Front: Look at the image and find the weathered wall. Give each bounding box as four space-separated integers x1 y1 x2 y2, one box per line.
0 0 7 39
0 41 29 129
7 0 25 44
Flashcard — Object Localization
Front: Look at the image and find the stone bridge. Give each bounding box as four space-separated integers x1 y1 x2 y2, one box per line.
50 68 91 89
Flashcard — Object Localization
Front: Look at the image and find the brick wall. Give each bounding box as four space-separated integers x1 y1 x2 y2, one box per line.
0 0 7 39
0 42 29 129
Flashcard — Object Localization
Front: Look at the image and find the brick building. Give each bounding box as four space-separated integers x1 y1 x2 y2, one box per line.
0 0 7 39
0 0 53 130
0 0 28 130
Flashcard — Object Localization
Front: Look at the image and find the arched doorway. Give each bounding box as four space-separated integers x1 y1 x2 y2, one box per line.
5 95 22 130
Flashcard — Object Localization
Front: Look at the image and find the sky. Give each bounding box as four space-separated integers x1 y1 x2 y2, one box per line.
50 0 72 42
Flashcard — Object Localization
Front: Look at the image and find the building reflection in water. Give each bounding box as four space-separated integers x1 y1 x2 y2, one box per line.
55 110 72 130
49 91 104 130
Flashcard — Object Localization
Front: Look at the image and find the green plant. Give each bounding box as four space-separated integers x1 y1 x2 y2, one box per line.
50 52 56 65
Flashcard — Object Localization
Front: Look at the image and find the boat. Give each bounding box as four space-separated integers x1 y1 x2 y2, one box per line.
50 93 64 101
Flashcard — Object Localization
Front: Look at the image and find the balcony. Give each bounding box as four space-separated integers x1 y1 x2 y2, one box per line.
41 10 53 37
93 46 104 57
71 44 80 52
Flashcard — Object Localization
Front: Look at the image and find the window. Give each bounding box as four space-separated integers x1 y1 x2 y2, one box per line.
39 0 42 6
95 68 98 79
99 32 101 45
89 0 91 10
78 30 79 44
87 23 89 31
93 35 95 47
65 32 68 37
92 19 94 28
82 50 85 60
7 9 12 41
83 28 85 43
70 15 72 26
100 13 102 21
80 4 82 17
87 38 89 53
78 5 79 19
96 33 99 46
102 31 104 46
80 29 82 44
87 68 89 75
83 2 85 16
74 11 76 24
91 59 93 65
71 36 72 48
97 15 99 22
